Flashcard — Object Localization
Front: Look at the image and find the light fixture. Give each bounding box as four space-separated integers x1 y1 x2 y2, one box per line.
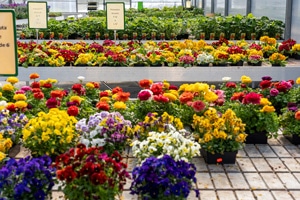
186 0 191 8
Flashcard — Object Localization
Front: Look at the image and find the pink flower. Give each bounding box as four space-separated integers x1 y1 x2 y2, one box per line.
192 100 206 112
137 89 153 101
242 92 261 104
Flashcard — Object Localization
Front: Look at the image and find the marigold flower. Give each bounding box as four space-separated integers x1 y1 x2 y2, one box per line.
112 86 123 94
29 73 40 79
6 77 19 84
116 92 130 102
179 91 194 104
295 111 300 120
113 101 127 110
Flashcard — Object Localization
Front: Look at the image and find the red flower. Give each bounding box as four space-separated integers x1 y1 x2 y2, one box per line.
32 88 42 93
31 81 40 88
72 84 86 96
33 92 44 100
46 97 61 109
96 101 110 111
42 83 52 88
259 80 272 89
231 92 245 102
90 171 108 185
6 103 16 112
137 89 153 101
295 111 300 120
92 82 100 88
67 105 79 116
242 92 261 104
169 85 178 90
150 83 163 95
153 94 169 103
56 169 65 180
112 86 123 94
29 73 40 79
64 166 77 183
50 90 65 99
225 82 236 88
99 91 110 97
192 100 206 112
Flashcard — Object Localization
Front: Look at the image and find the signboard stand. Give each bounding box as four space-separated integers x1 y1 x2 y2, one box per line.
106 2 125 43
0 10 18 76
27 1 48 43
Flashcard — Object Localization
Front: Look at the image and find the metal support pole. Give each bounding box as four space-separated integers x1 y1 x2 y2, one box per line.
246 0 251 15
202 0 205 9
225 0 229 16
284 0 293 40
211 0 214 14
76 0 78 12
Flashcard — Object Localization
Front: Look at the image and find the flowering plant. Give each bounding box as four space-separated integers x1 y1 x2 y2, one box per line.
53 144 130 200
22 108 78 157
227 91 279 137
130 155 199 200
192 107 247 154
258 76 294 114
0 109 28 145
178 55 195 67
0 134 13 162
0 155 55 200
75 111 132 155
268 52 287 66
279 103 300 136
292 44 300 55
196 52 214 65
131 124 201 163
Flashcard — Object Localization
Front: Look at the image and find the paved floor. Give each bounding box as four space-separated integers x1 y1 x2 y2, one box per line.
14 133 300 200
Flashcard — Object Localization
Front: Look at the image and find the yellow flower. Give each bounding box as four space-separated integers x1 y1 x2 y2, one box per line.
240 75 252 84
100 96 110 102
260 105 276 113
204 91 218 102
85 82 95 88
163 80 170 90
296 77 300 85
203 133 213 143
236 133 247 143
292 44 300 52
6 77 19 84
15 101 28 109
269 53 287 62
163 93 177 102
13 94 27 101
113 101 127 109
0 151 6 161
70 95 83 104
260 98 272 106
2 83 14 91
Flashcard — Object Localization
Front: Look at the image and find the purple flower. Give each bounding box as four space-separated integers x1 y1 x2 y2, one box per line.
270 88 279 96
262 76 272 81
287 102 298 112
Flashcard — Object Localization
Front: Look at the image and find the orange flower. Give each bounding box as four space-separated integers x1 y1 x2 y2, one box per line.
29 73 40 80
139 79 153 89
179 91 194 104
116 92 130 102
295 111 300 120
112 86 123 94
51 90 65 99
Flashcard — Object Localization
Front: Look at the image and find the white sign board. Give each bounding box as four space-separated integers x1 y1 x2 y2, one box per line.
0 10 18 76
106 2 125 30
28 1 48 29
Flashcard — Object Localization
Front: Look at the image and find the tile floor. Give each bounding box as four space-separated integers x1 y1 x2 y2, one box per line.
14 134 300 200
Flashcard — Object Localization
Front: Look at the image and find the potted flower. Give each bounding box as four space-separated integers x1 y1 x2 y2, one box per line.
75 111 133 155
246 49 264 66
53 143 130 200
130 155 199 200
0 155 55 200
227 92 279 144
292 43 300 59
195 52 214 66
22 108 78 157
192 107 247 164
131 123 201 163
178 54 195 67
0 134 13 162
268 52 287 66
279 103 300 144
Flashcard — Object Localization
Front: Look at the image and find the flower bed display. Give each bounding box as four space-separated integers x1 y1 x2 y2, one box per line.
17 37 300 68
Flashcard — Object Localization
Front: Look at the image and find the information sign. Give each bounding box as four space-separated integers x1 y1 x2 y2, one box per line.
106 2 125 30
28 1 48 29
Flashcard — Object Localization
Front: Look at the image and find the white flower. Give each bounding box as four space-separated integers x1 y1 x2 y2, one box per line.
91 138 106 147
0 100 7 107
77 76 85 82
222 76 232 82
80 138 90 147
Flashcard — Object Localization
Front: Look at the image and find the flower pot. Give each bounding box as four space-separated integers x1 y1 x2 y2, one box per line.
200 149 237 164
294 54 300 60
271 63 282 67
245 132 268 144
230 60 244 66
284 134 300 145
196 63 210 67
213 63 227 67
247 61 262 66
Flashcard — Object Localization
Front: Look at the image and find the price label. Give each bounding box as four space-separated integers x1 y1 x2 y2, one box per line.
28 1 48 29
106 3 125 30
0 10 18 76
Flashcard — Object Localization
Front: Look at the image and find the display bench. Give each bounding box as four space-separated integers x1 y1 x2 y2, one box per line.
0 66 299 84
